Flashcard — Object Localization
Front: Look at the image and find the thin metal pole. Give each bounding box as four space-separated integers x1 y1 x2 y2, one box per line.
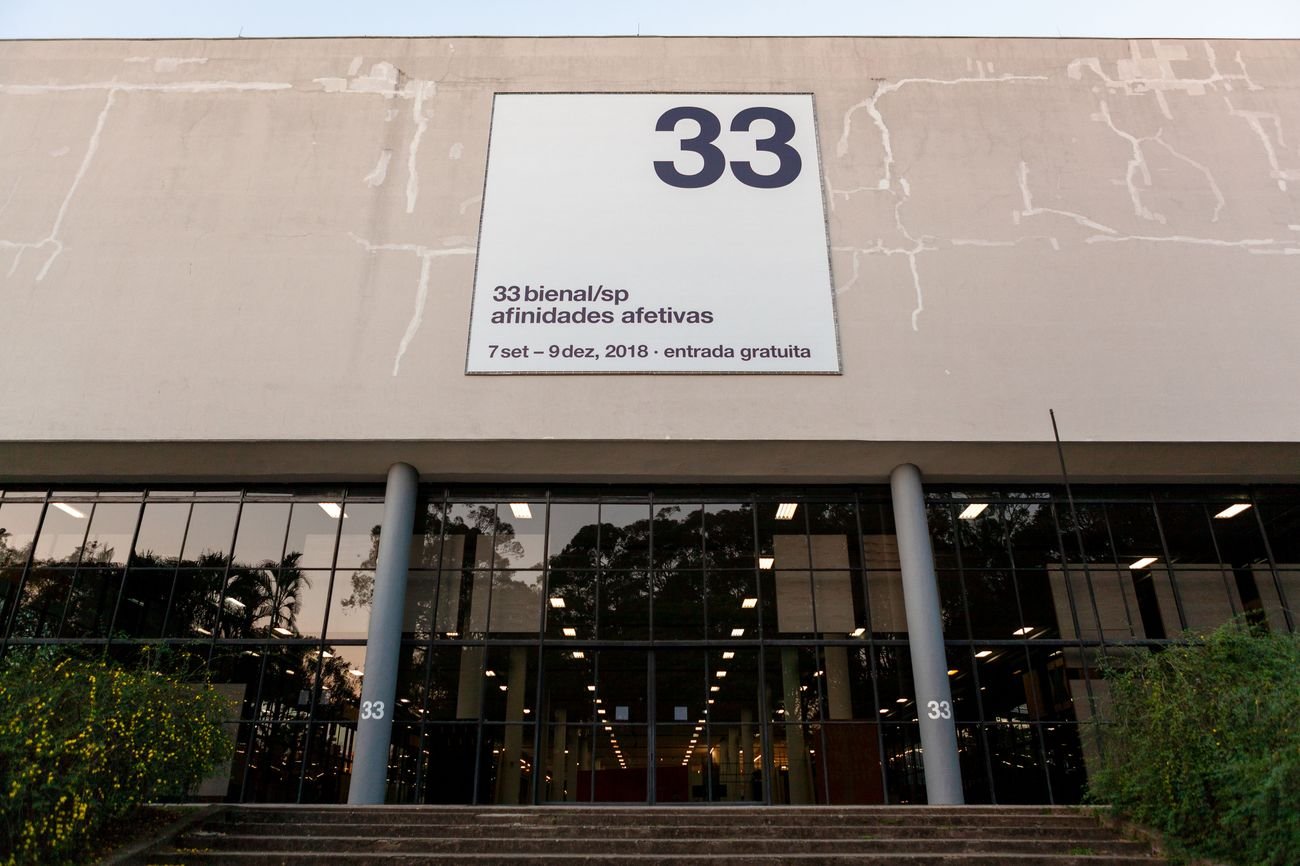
348 462 419 805
888 463 964 805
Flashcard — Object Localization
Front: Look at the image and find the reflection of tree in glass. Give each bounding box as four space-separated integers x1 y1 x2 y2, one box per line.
338 523 382 613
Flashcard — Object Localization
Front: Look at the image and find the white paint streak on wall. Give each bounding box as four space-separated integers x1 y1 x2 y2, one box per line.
363 150 392 187
835 74 1048 191
349 233 475 375
1225 97 1300 191
1068 40 1261 120
49 146 70 157
1092 100 1226 224
2 89 116 280
406 81 436 213
1017 161 1119 235
449 142 463 160
0 81 291 95
347 56 364 76
0 78 293 281
154 57 208 72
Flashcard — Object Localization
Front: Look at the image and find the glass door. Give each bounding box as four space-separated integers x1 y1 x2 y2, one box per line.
539 648 649 802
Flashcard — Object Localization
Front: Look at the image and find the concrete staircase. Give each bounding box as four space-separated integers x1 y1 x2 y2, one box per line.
131 805 1165 865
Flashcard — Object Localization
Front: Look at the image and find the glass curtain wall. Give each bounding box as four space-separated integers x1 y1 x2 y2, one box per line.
1 484 1296 805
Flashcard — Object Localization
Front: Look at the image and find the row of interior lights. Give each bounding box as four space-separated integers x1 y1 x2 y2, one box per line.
46 498 1255 525
512 503 801 521
957 502 1252 521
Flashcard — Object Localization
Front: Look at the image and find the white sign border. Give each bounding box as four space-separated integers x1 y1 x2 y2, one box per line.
464 91 843 376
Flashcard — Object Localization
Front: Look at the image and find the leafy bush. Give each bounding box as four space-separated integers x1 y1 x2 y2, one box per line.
1089 620 1300 865
0 649 233 865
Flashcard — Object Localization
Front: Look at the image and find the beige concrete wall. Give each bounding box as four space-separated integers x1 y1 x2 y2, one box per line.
1 37 1298 479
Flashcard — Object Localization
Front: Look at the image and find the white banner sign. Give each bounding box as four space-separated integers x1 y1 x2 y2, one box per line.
466 93 840 373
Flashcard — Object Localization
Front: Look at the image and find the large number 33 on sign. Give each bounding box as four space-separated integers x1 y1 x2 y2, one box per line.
654 106 802 189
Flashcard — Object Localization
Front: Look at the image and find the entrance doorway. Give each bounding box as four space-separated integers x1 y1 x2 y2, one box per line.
536 647 764 803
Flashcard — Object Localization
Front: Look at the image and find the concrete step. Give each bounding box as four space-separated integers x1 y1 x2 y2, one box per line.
128 805 1166 866
138 854 1164 866
191 821 1123 841
173 832 1154 857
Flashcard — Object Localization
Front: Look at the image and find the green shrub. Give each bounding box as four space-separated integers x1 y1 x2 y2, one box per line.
1089 620 1300 865
0 649 233 865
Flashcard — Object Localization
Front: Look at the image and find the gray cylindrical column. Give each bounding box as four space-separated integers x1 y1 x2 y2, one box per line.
889 463 965 805
348 462 419 805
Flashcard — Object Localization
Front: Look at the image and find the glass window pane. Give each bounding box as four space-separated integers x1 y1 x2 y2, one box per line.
652 504 704 569
547 503 599 570
10 566 74 637
866 570 907 636
131 503 190 567
1170 569 1239 632
705 571 755 640
233 503 290 568
0 503 42 628
545 568 595 640
487 570 542 636
285 502 341 569
335 503 383 569
181 503 239 566
35 502 91 564
495 501 546 568
402 569 436 638
325 570 373 640
598 571 649 640
704 502 754 569
477 724 537 805
61 561 125 637
167 567 224 637
82 503 140 566
655 570 704 640
113 568 175 638
481 645 538 723
1157 503 1220 565
599 503 650 569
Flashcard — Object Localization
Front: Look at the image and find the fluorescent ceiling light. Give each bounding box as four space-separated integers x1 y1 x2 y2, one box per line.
272 626 293 637
775 503 798 520
562 627 577 637
52 502 86 519
758 556 775 569
194 626 212 636
1215 503 1252 519
1129 556 1158 570
349 669 364 676
722 651 735 659
715 670 728 678
850 627 865 637
741 598 758 609
445 631 458 637
549 597 566 608
510 503 533 519
587 685 596 692
730 628 745 637
710 685 720 692
895 697 908 704
958 503 988 520
484 669 496 677
320 651 333 659
879 708 889 714
318 502 348 519
948 669 959 676
224 597 246 610
499 685 507 692
1012 626 1035 636
571 651 585 659
975 650 993 658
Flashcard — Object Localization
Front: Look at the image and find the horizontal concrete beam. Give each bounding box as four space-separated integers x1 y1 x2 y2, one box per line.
2 439 1298 485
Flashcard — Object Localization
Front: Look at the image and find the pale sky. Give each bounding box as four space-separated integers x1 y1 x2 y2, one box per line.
2 0 1299 39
